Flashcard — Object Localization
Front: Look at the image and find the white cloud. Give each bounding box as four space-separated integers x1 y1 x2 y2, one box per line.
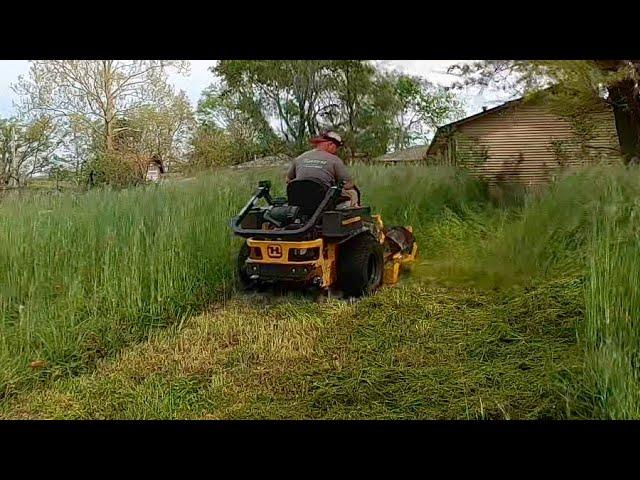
379 60 465 85
168 60 217 107
382 60 513 115
0 60 30 116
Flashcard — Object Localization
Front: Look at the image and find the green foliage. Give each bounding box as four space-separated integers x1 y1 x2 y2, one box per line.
0 283 579 420
454 166 640 419
214 60 332 150
0 165 485 398
195 61 465 166
122 91 195 164
566 171 640 418
445 132 490 166
48 163 75 189
322 61 394 159
197 81 280 157
11 61 193 187
84 151 143 188
352 164 489 226
389 73 464 150
0 172 261 396
189 124 261 168
0 116 60 186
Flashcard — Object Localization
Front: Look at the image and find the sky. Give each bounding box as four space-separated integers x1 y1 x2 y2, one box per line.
0 60 511 120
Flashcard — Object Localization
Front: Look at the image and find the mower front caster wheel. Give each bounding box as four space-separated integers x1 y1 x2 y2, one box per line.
237 242 253 289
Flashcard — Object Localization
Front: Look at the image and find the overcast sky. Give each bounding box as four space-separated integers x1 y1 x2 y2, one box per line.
0 60 510 120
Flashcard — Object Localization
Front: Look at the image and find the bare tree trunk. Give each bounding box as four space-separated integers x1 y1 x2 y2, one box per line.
7 126 19 188
73 126 80 185
105 116 114 152
608 79 640 161
102 61 115 153
597 60 640 162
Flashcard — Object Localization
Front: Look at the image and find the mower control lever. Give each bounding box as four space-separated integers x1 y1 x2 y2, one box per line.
232 182 341 238
233 181 274 227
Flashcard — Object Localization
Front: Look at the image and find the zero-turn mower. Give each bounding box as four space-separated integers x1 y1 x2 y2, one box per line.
231 179 417 297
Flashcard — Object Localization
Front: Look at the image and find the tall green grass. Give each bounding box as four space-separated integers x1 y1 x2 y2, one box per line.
4 162 640 419
573 171 640 418
358 163 640 419
0 165 487 397
461 166 640 418
0 173 259 396
353 164 490 227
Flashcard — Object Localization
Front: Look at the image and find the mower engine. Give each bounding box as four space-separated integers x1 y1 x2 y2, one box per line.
263 205 302 228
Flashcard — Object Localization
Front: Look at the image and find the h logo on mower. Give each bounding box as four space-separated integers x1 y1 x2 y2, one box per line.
267 245 283 258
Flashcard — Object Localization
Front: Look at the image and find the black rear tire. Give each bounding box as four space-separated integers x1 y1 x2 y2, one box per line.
337 234 384 297
237 242 252 288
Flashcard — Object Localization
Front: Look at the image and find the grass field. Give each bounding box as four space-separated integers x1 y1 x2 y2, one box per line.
1 163 639 419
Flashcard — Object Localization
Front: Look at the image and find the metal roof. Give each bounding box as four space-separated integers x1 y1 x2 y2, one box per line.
375 144 431 162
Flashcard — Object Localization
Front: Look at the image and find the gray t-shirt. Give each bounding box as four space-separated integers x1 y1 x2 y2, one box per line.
286 149 351 188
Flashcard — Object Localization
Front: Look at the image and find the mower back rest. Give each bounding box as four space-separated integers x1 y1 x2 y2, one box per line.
287 179 332 216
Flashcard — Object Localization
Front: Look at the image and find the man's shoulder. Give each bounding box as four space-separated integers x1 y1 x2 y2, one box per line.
326 152 345 165
315 150 344 163
295 149 344 164
294 150 314 161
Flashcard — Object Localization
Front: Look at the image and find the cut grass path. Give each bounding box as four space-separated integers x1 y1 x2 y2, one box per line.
0 272 582 420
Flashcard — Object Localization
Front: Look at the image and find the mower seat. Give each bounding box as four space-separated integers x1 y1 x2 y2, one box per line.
287 179 333 217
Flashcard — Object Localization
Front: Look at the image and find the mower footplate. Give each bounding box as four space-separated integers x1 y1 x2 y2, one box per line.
245 262 319 282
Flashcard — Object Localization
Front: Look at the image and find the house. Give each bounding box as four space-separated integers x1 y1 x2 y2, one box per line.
426 96 621 185
375 145 430 165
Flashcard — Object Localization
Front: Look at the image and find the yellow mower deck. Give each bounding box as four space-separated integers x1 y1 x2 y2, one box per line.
375 216 418 286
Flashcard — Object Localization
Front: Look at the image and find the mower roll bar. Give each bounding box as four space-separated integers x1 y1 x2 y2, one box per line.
231 180 344 238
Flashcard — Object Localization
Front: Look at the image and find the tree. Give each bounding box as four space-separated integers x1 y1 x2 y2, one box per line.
197 61 465 166
189 125 238 169
351 76 399 159
65 116 95 185
118 90 195 173
319 61 376 131
13 60 189 153
448 60 640 161
320 61 396 160
387 72 464 151
197 81 281 161
214 60 333 151
49 160 74 190
0 116 61 187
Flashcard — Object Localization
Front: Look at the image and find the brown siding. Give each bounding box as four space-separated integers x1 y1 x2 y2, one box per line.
447 103 620 185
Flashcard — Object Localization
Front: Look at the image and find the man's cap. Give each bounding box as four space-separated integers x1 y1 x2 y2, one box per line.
310 131 343 147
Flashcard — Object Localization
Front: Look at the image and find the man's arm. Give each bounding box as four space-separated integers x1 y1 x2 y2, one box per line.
334 159 355 189
286 161 296 183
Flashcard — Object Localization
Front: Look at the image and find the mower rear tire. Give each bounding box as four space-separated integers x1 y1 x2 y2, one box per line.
337 234 383 297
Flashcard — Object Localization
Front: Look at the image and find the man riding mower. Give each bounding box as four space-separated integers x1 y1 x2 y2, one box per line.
286 131 360 209
230 131 418 297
